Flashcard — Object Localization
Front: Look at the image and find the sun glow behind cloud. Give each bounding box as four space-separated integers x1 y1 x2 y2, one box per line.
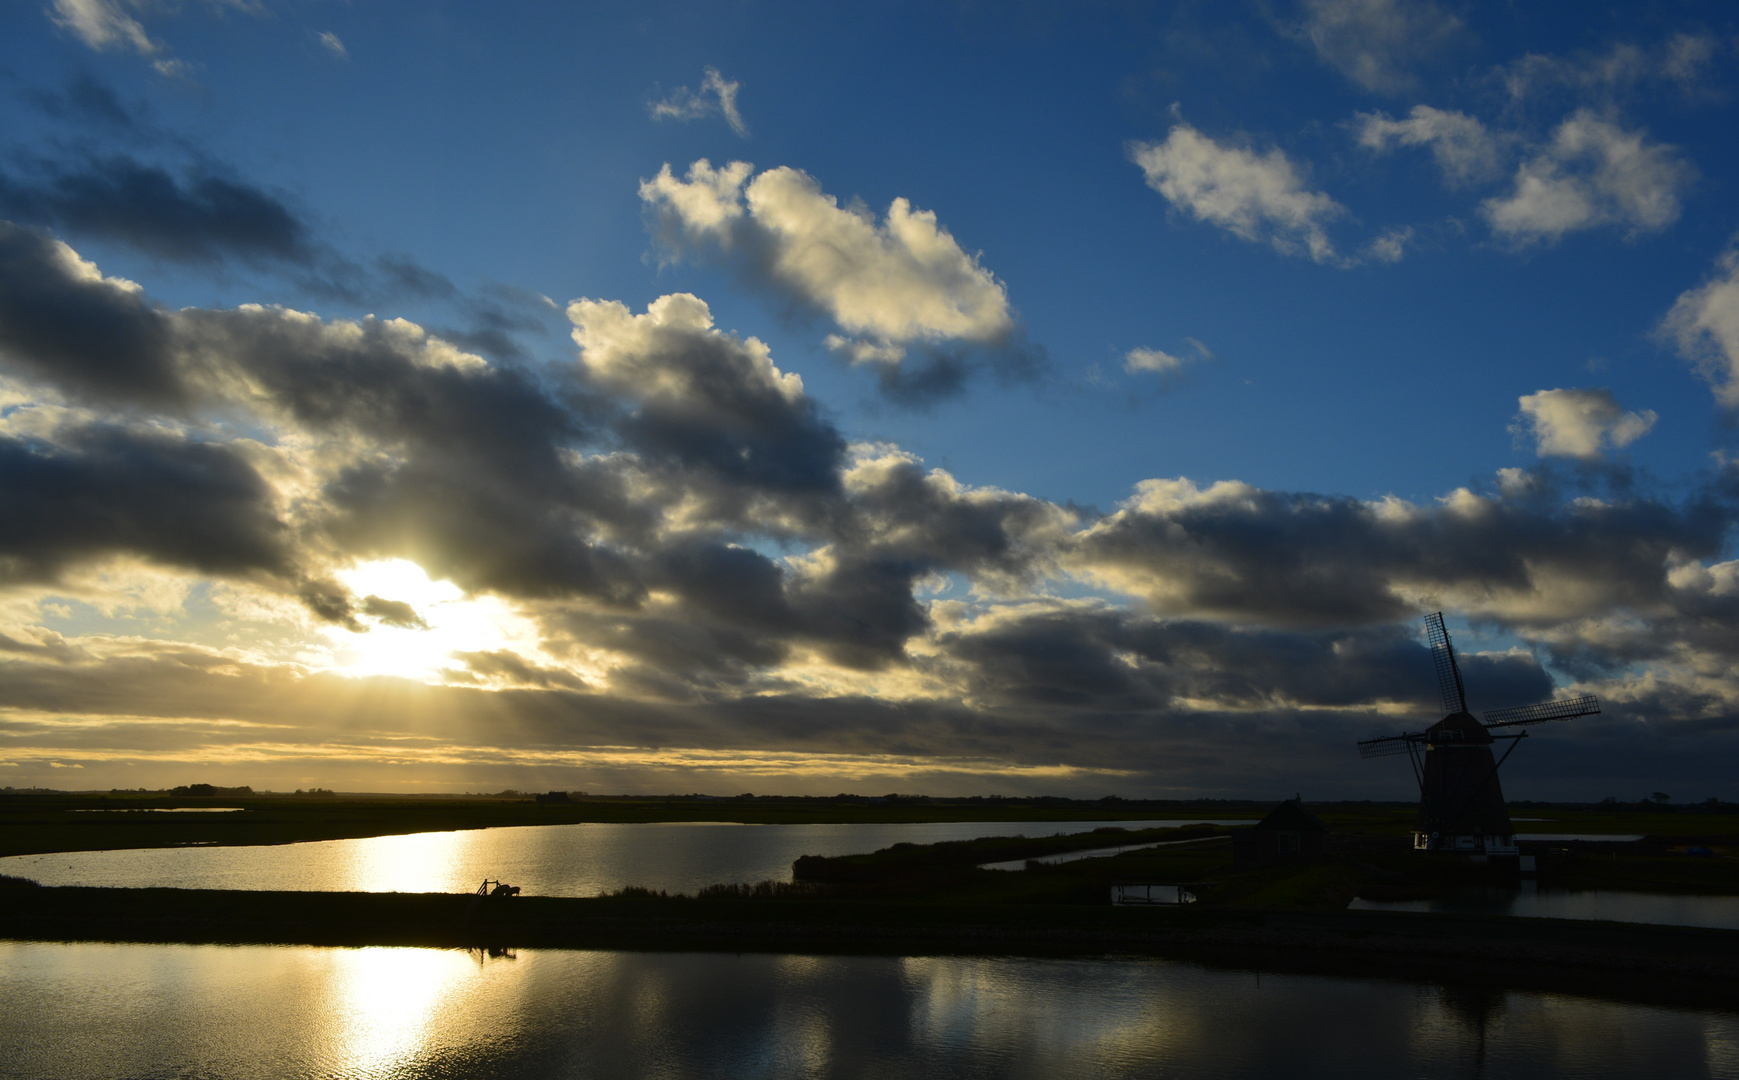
322 559 543 683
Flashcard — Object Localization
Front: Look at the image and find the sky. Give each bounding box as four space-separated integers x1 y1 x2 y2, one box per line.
2 0 1738 800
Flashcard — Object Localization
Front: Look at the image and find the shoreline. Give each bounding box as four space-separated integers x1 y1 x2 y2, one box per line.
4 885 1737 1011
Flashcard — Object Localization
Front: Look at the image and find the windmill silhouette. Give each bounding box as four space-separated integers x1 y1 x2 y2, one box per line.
1358 612 1600 857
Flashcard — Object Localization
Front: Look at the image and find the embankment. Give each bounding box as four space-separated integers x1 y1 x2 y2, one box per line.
3 883 1736 1010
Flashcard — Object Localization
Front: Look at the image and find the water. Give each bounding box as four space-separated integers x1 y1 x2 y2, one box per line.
1 941 1734 1079
0 820 1248 897
1350 882 1739 930
979 835 1228 871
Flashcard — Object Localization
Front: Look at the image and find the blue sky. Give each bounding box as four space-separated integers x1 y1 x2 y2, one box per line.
1 0 1737 799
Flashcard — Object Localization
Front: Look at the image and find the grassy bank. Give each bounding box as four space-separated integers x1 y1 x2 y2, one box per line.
3 881 1736 1011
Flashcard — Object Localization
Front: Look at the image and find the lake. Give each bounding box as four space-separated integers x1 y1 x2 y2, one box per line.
0 820 1250 897
2 941 1734 1079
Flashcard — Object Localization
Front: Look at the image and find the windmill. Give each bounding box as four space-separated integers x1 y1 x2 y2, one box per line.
1358 613 1600 857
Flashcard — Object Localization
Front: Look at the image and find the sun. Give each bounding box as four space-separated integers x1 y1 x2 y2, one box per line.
321 559 540 682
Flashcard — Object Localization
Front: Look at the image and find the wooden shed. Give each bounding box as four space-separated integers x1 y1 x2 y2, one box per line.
1232 798 1328 869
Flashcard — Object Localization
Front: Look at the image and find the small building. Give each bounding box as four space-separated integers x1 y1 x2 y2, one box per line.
1232 798 1328 869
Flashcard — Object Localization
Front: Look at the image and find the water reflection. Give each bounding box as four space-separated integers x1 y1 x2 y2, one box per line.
0 819 1239 896
1349 882 1739 929
2 942 1736 1079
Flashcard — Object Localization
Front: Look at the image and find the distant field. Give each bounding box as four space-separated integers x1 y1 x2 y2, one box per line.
0 793 1270 858
4 792 1732 858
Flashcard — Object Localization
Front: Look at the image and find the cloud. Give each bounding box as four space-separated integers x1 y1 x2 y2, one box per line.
0 157 312 267
318 32 348 60
1481 111 1691 244
1497 34 1724 102
1129 124 1345 263
1355 106 1502 186
648 67 748 137
567 292 846 499
0 424 293 585
48 0 190 77
1294 0 1463 94
641 160 1017 387
50 0 158 57
1070 473 1726 629
1514 388 1657 459
360 595 426 630
4 226 1739 797
1359 226 1413 263
1663 245 1739 409
1124 338 1212 378
0 221 181 406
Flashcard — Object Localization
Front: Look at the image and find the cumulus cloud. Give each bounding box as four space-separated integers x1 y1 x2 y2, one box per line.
1481 112 1691 244
1514 388 1657 460
1355 106 1502 186
1663 245 1739 408
1294 0 1464 94
1124 338 1212 378
641 161 1015 374
3 223 1738 797
648 67 748 137
1130 124 1345 263
1070 474 1725 629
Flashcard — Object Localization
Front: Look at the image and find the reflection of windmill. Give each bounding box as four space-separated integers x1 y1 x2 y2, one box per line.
1358 613 1600 857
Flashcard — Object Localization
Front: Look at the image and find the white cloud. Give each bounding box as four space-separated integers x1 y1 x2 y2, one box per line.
1498 34 1723 101
566 292 804 404
648 66 749 137
1356 105 1502 186
1124 338 1212 376
318 32 348 60
1124 347 1185 375
1514 388 1657 459
50 0 156 55
641 160 1013 361
1296 0 1463 94
47 0 195 76
1663 246 1739 408
1129 123 1345 263
1481 111 1691 243
1360 226 1413 263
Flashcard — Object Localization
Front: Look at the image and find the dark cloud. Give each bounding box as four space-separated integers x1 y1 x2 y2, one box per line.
25 74 142 132
360 594 427 630
0 424 291 583
0 156 312 266
0 221 183 404
1073 476 1730 628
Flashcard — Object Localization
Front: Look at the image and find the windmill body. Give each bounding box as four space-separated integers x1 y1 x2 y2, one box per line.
1415 712 1516 855
1358 614 1600 859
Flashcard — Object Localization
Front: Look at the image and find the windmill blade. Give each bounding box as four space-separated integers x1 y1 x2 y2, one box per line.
1424 612 1468 716
1483 693 1600 728
1358 733 1422 759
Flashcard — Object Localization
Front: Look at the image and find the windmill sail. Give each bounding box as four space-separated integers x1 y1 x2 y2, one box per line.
1483 694 1600 728
1357 733 1421 759
1424 612 1467 716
